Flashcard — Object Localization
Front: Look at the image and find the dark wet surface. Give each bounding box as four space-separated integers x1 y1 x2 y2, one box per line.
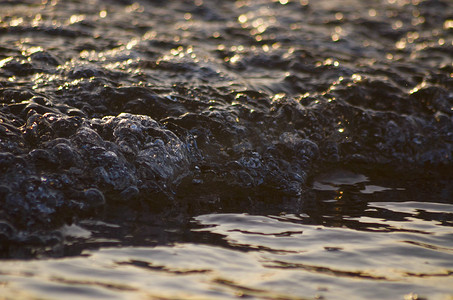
0 0 452 298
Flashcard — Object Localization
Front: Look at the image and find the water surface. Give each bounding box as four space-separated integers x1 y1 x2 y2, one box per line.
2 175 453 299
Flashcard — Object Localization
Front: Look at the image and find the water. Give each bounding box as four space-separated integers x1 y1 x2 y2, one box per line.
1 175 452 299
1 0 452 298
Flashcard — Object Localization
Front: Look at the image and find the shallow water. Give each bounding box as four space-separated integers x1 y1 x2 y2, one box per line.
1 175 453 299
1 214 453 300
1 0 453 298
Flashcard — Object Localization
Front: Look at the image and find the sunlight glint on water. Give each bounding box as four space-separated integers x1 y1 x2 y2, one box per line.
1 198 452 300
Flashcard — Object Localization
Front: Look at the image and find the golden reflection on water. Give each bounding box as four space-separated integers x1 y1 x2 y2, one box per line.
7 205 440 299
